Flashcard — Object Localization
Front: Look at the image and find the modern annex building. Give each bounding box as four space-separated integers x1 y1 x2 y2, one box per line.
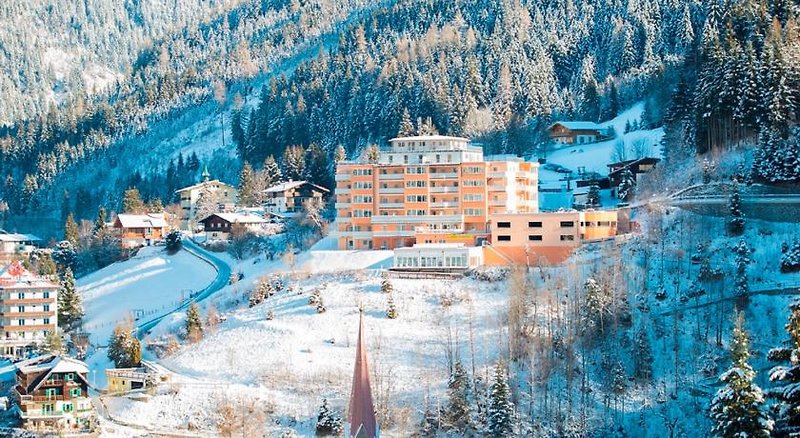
333 135 539 251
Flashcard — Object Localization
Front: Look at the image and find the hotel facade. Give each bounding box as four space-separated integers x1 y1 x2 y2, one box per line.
334 135 539 250
0 262 59 358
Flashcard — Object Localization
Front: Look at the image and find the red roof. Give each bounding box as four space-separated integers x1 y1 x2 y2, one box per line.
348 312 377 438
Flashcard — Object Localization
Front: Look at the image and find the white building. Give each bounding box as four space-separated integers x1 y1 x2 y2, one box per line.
393 243 483 270
263 180 328 216
175 168 238 231
0 262 59 358
199 212 269 240
0 231 42 257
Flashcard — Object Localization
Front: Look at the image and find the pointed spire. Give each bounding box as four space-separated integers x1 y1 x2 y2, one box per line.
201 165 210 182
348 311 377 438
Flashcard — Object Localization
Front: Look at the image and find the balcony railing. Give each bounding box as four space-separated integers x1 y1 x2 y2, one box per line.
378 187 404 194
489 200 506 206
429 173 458 179
414 226 465 234
378 173 404 180
372 214 464 224
430 202 459 208
373 230 415 237
335 174 351 181
430 186 459 193
335 203 351 209
487 185 506 191
379 203 404 208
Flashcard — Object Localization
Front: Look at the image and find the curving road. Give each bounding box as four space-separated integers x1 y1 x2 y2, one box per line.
134 237 232 339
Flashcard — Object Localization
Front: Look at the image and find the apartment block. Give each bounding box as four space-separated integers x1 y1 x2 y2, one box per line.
0 262 59 358
334 135 539 250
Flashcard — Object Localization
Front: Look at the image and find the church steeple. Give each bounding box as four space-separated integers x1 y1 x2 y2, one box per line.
348 310 378 438
201 165 210 182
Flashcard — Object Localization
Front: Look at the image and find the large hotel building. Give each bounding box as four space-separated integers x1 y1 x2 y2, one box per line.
334 135 540 251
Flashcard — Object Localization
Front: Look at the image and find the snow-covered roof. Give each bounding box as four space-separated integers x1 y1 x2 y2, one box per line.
17 354 89 376
205 213 268 224
115 213 167 229
388 135 470 142
0 230 41 242
549 121 606 131
0 261 57 288
175 179 235 193
263 180 330 194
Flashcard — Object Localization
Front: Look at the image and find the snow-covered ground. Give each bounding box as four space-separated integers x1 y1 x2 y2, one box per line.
78 246 216 346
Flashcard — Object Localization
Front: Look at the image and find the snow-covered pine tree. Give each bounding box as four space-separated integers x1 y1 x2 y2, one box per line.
64 213 79 248
728 181 745 235
386 294 397 319
186 303 203 342
617 167 636 201
58 267 83 329
734 239 751 308
309 288 321 306
769 300 800 434
52 240 77 273
587 185 601 207
107 323 142 368
315 398 343 436
262 155 282 187
581 278 611 338
333 145 346 165
703 158 713 184
237 161 257 206
282 145 306 181
249 279 271 308
381 272 393 294
486 362 514 437
316 296 326 314
398 108 414 136
709 312 772 437
165 229 182 253
446 361 472 432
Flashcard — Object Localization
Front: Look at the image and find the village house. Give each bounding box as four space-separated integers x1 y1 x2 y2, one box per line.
607 157 661 197
106 362 159 394
113 213 168 248
14 354 95 432
547 121 613 145
199 212 268 240
0 231 42 258
0 262 58 358
263 180 329 216
175 167 238 231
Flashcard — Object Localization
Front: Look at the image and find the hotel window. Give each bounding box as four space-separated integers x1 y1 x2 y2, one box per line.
528 221 542 228
528 235 543 241
404 155 408 164
464 208 483 216
44 304 49 312
17 319 24 326
497 235 511 242
44 318 50 325
17 293 24 299
17 306 23 313
43 291 50 299
389 155 393 163
436 154 441 163
497 222 511 228
406 195 427 202
598 221 611 226
560 235 575 241
560 221 575 227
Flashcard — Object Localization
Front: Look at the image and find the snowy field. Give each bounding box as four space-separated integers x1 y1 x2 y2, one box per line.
78 246 216 345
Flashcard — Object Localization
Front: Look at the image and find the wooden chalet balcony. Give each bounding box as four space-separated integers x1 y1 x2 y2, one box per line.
19 393 66 402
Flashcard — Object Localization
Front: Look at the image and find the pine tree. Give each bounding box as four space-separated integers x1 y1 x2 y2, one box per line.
309 288 321 306
107 322 142 368
58 267 83 329
64 214 80 248
381 273 393 294
186 303 203 342
633 326 653 382
710 312 772 437
581 278 611 338
703 159 714 184
282 145 306 181
398 108 414 136
122 188 145 214
165 230 182 253
315 398 343 436
52 240 77 273
769 300 800 435
93 207 107 237
304 143 331 189
333 145 346 165
446 361 471 431
734 239 751 308
486 362 514 437
238 161 257 207
316 296 326 314
386 294 397 319
728 182 745 235
263 155 282 188
617 168 636 201
586 185 601 207
43 330 63 355
365 144 380 164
